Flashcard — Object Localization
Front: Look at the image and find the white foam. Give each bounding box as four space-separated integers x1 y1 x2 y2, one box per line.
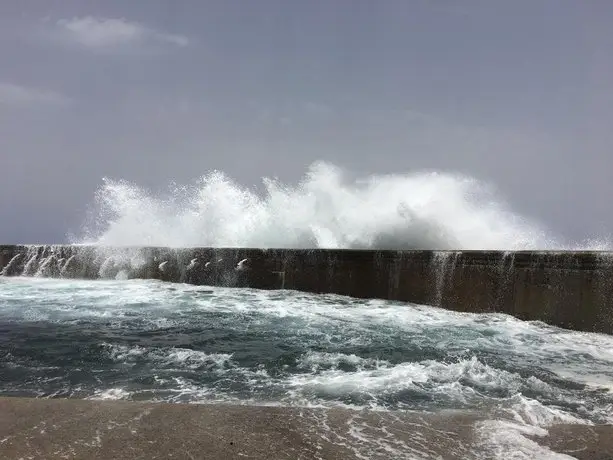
297 351 384 371
103 343 233 370
473 390 595 459
475 420 577 460
505 395 587 427
88 388 132 401
286 355 555 405
74 161 610 250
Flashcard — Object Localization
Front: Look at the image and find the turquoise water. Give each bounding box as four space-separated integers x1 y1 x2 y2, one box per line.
1 276 611 415
1 276 612 458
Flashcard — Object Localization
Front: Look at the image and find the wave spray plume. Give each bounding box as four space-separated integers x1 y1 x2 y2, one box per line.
75 161 607 250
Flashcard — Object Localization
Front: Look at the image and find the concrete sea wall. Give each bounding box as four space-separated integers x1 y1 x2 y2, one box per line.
1 245 613 334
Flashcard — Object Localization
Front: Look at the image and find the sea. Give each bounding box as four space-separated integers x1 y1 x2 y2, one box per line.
1 275 613 459
1 163 613 458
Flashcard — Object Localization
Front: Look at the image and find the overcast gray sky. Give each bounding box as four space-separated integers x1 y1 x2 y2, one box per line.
1 0 612 244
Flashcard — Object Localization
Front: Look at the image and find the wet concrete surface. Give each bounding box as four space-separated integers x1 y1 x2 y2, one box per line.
0 397 611 459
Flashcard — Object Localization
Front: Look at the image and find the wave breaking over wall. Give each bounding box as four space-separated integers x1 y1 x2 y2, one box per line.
2 244 613 334
72 162 610 251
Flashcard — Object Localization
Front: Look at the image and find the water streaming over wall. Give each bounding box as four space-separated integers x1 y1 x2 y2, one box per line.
431 251 462 307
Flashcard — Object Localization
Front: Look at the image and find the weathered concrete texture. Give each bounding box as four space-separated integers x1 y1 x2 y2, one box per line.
0 397 611 460
1 245 613 334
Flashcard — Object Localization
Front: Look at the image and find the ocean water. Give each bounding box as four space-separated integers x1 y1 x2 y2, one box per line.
1 276 612 458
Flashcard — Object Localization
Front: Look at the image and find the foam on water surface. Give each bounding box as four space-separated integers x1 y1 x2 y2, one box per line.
1 277 612 458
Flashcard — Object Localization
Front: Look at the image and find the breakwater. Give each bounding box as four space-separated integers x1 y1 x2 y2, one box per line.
1 245 612 334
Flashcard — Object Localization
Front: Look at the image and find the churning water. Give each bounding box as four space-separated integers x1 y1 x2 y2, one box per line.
1 276 612 458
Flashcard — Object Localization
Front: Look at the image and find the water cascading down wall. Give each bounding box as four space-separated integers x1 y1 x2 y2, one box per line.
1 245 612 334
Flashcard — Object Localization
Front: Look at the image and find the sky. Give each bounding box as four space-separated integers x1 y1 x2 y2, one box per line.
0 0 612 244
